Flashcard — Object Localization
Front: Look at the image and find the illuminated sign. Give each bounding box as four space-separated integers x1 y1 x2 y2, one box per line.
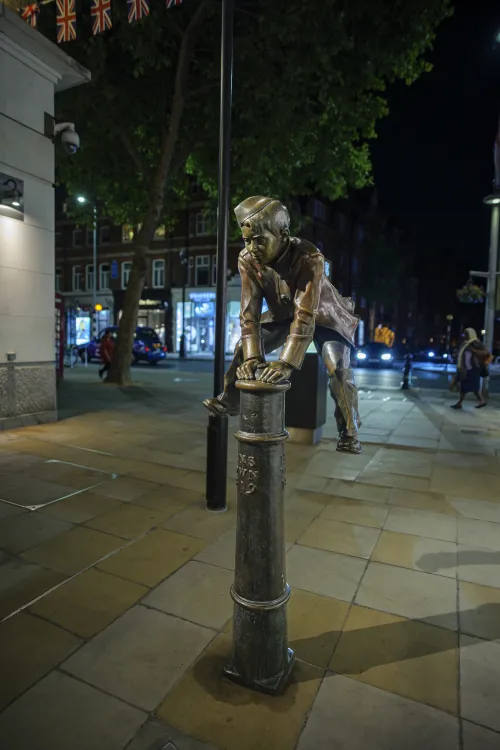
189 292 216 302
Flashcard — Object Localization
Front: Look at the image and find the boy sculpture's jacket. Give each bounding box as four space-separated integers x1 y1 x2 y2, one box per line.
238 236 360 370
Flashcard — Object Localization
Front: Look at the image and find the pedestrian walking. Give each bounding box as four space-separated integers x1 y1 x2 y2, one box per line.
98 330 115 381
450 328 491 410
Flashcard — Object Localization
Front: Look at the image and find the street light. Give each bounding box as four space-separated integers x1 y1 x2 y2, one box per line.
205 0 234 512
76 195 98 337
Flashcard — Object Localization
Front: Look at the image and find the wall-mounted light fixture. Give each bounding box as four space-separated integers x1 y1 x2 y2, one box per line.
0 174 24 220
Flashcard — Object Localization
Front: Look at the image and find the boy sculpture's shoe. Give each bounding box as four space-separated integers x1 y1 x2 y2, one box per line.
202 397 239 417
337 433 362 455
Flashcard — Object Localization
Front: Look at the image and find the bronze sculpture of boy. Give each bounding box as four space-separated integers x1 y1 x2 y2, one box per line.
203 196 362 454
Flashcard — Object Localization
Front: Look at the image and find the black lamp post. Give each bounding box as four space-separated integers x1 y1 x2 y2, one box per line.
205 0 234 512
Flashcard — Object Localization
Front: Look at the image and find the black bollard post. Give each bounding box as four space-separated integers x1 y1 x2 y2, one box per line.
401 353 412 390
223 379 295 695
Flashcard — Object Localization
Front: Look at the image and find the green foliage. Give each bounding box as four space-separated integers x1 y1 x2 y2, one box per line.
50 0 452 226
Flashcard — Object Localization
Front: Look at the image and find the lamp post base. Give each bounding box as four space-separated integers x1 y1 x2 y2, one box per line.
223 648 295 696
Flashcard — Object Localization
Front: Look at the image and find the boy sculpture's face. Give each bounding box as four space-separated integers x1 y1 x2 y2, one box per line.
241 218 289 266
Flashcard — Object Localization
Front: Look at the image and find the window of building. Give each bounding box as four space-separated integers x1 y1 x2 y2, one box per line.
190 212 215 237
100 263 110 290
153 225 166 241
73 229 83 247
72 266 83 291
197 213 215 236
337 214 347 233
313 200 326 221
195 255 210 286
55 268 62 292
100 226 111 244
122 225 135 242
152 259 165 288
122 261 132 289
86 229 94 246
86 264 94 291
188 256 194 285
55 232 62 248
212 256 217 286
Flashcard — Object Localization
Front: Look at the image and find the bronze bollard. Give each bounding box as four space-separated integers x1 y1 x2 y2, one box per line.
223 379 295 695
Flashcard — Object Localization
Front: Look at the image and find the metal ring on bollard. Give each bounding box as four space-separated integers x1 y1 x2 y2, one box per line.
230 584 291 612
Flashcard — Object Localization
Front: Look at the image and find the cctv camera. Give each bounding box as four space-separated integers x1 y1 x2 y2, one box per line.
61 129 80 154
53 122 80 155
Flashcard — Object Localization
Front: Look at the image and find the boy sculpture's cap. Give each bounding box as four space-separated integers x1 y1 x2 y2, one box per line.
234 196 277 225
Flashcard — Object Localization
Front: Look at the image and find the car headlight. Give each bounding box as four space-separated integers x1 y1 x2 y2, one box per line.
381 353 392 361
428 351 435 358
356 352 367 360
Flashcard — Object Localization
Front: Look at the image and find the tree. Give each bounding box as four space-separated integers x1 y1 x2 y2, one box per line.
49 0 452 383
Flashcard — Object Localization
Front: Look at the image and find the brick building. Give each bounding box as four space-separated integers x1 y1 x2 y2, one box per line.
55 193 368 354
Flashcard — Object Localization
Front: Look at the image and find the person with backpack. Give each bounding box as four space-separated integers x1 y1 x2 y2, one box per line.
450 328 492 409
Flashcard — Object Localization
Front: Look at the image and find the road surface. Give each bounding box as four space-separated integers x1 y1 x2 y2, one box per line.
66 359 500 394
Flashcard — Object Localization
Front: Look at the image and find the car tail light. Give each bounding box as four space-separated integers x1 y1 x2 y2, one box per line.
145 347 150 352
163 347 167 352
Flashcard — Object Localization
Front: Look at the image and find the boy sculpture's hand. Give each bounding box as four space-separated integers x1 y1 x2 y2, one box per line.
255 360 293 384
236 358 265 381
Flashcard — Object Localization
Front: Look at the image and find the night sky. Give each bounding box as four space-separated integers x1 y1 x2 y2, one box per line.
371 0 500 290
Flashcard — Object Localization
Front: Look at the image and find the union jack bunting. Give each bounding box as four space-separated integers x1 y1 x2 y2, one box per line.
91 0 112 35
56 0 76 43
127 0 149 24
166 0 184 7
20 3 39 27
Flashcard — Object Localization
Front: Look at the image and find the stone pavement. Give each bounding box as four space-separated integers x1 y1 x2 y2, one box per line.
1 381 500 750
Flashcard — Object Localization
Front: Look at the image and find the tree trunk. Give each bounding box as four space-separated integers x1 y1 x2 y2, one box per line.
105 0 210 385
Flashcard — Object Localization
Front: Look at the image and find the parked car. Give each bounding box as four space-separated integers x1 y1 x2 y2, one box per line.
354 342 394 368
78 326 167 365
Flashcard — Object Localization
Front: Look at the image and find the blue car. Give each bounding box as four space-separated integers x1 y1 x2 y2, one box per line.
78 326 167 365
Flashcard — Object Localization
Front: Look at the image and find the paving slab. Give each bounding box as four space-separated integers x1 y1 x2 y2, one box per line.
22 526 124 575
0 557 65 619
39 491 124 523
0 512 74 555
462 721 500 750
298 517 380 559
296 674 459 750
287 544 367 602
0 671 146 750
330 604 459 714
355 562 458 630
144 561 234 630
384 506 457 541
30 568 148 638
157 633 323 750
372 530 458 578
98 528 206 587
460 634 500 732
64 604 216 711
126 719 220 750
0 612 81 710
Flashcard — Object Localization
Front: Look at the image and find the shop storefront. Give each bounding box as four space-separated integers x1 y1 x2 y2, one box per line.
171 281 242 355
113 289 171 347
62 295 113 346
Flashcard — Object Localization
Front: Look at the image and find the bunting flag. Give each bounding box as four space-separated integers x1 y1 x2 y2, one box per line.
127 0 149 24
166 0 184 7
56 0 76 42
91 0 112 34
20 3 40 27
